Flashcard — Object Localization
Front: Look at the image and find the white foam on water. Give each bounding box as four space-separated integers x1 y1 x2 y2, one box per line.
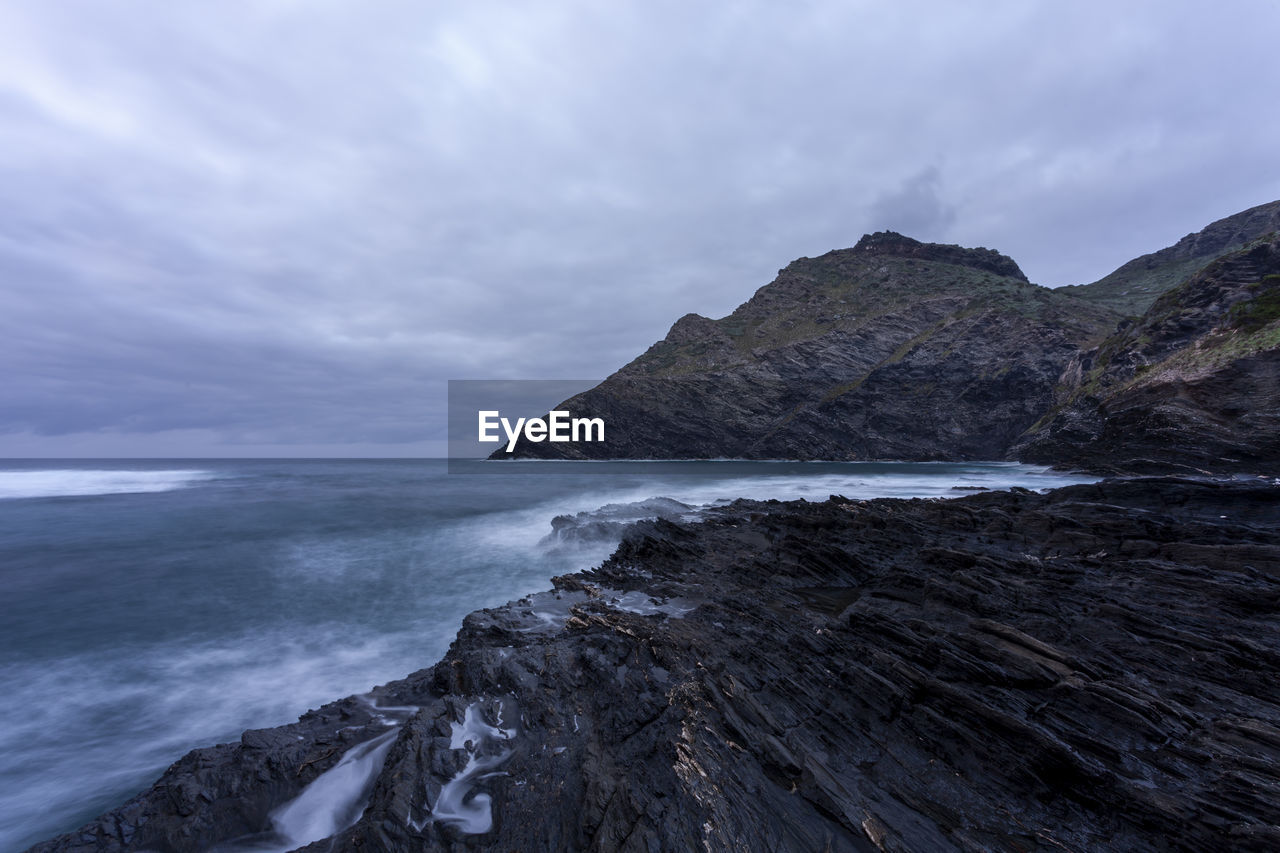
624 463 1097 506
0 468 215 500
480 464 1095 550
599 588 696 618
411 700 516 836
0 627 447 852
442 500 627 589
268 728 400 849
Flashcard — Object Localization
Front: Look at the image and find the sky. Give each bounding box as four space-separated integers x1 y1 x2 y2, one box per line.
2 1 1277 457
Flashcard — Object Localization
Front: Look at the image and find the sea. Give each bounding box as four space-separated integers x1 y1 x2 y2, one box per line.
0 458 1097 850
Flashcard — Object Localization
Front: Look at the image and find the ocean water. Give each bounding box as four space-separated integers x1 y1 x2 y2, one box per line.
0 458 1096 850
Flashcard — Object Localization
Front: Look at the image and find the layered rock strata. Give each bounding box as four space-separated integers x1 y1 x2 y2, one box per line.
33 477 1280 852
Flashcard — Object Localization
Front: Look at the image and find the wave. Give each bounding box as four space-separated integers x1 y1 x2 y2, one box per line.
526 464 1095 515
0 468 215 500
0 626 438 851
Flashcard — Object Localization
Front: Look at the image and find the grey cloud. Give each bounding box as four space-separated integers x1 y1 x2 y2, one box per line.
868 167 956 242
1 1 1278 454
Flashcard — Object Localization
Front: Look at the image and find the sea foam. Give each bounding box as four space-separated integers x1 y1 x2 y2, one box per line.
0 468 213 500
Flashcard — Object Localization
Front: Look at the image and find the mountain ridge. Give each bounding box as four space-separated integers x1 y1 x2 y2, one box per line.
506 201 1280 472
1059 199 1280 314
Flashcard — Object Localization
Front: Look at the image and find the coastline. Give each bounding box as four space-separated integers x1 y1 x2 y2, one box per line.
30 475 1280 852
7 6 1279 851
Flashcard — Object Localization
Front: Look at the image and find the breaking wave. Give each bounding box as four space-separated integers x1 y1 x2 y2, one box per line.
0 468 215 500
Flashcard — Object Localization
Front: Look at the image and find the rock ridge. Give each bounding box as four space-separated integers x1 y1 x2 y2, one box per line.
848 231 1028 281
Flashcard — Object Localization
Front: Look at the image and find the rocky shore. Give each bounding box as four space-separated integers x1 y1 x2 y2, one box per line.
30 202 1280 851
32 476 1280 852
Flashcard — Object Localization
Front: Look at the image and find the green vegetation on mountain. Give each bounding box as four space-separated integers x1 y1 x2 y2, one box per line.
634 239 1118 382
1015 233 1280 472
1059 200 1280 314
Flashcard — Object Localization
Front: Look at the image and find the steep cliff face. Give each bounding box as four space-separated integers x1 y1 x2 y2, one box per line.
1015 236 1280 473
510 233 1118 461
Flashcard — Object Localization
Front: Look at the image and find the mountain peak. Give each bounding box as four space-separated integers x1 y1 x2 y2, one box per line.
852 230 924 251
843 231 1029 281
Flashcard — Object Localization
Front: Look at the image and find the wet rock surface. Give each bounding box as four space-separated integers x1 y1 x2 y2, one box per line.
31 477 1280 851
25 697 401 853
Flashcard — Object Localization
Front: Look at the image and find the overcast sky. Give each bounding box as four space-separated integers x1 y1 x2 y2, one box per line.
2 1 1277 456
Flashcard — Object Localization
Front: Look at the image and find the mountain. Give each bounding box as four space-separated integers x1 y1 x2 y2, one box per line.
1014 233 1280 473
507 232 1119 461
509 203 1280 473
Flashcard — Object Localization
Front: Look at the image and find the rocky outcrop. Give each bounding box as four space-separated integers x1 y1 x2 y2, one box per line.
844 230 1030 280
503 233 1118 462
32 477 1280 851
1016 236 1280 473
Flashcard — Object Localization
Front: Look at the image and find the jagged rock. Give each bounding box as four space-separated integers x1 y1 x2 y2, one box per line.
852 231 1029 280
32 478 1280 852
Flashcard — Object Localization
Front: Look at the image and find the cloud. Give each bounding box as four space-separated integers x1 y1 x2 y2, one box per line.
868 167 956 241
0 1 1278 454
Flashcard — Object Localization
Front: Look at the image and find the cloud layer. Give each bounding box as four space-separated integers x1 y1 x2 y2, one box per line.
2 1 1277 454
